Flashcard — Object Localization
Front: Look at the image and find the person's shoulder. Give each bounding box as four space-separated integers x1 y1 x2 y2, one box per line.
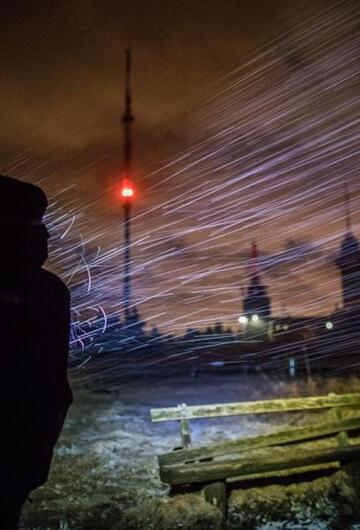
34 268 70 301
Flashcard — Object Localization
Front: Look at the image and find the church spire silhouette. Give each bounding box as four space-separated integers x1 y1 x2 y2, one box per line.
243 241 271 319
336 180 360 310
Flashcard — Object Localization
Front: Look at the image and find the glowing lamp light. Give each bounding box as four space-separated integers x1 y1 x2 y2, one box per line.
325 321 333 330
252 314 259 323
238 316 248 325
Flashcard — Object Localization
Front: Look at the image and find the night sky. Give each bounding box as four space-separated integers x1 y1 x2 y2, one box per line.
1 0 359 334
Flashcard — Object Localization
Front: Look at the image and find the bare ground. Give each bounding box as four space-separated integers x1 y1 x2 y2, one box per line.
20 373 360 530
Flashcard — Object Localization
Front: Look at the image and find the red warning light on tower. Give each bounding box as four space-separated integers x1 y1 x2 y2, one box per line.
120 178 135 201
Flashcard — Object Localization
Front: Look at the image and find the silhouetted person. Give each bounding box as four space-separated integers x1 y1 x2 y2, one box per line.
0 175 73 529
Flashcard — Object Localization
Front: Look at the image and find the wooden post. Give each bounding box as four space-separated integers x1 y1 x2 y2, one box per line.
331 405 350 447
202 481 227 520
344 461 360 502
178 404 191 448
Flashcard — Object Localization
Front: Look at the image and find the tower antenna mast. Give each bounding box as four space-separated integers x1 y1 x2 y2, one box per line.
121 49 135 324
123 49 134 177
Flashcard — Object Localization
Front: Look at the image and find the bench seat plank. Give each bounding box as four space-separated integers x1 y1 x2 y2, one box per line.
160 443 360 485
226 462 341 483
159 415 360 466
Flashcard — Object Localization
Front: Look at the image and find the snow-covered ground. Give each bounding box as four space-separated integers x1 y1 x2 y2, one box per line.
21 373 360 529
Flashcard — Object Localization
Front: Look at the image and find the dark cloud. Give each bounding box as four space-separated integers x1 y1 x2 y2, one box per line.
0 0 298 175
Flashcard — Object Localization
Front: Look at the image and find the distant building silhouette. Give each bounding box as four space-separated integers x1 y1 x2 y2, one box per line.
337 232 360 310
336 184 360 310
243 241 271 319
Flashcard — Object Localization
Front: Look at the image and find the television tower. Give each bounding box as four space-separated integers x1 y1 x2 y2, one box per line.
121 49 135 324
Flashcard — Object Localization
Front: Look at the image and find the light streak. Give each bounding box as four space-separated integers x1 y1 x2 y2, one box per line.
5 0 360 380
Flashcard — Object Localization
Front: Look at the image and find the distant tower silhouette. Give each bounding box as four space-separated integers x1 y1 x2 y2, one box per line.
243 241 271 319
121 49 135 324
336 181 360 310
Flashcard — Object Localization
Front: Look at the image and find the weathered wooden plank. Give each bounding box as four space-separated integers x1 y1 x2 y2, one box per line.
159 415 360 466
150 393 360 422
160 443 360 485
226 462 341 483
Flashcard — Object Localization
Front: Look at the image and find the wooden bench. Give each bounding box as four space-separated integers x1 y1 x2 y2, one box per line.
150 393 360 517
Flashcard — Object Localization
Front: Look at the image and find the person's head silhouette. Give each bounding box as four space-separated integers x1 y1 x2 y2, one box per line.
0 175 49 269
0 175 72 530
